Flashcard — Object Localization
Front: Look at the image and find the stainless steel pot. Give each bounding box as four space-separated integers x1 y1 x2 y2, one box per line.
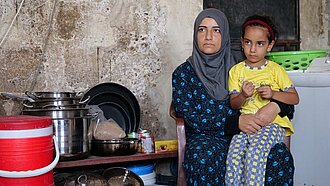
53 117 91 161
23 99 84 108
21 108 89 118
25 91 83 99
91 138 138 156
24 104 85 109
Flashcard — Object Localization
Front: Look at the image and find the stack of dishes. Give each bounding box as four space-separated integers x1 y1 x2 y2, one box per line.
81 82 141 134
140 171 157 185
127 164 156 185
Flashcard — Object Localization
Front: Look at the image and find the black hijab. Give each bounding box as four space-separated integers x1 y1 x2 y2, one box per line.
187 8 236 100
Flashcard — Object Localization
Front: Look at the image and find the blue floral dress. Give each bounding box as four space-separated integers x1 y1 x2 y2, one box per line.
172 62 294 186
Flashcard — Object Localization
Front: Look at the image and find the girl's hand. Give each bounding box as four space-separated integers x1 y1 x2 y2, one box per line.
256 85 273 99
241 81 254 98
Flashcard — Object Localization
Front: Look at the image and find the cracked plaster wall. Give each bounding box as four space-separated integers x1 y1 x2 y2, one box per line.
0 0 329 140
0 0 201 140
300 0 330 49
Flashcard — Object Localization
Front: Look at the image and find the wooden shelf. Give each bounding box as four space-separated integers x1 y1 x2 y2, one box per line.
56 151 178 169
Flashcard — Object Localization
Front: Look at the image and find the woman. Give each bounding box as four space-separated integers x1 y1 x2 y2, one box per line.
171 8 294 185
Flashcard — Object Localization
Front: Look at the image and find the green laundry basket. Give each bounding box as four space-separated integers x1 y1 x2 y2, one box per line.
266 50 329 71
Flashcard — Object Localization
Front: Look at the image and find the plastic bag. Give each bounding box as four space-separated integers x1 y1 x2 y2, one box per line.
94 118 126 140
87 105 106 140
87 105 126 140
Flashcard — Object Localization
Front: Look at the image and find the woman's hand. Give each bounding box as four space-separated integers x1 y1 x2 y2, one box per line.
238 114 262 134
238 102 280 134
255 102 280 126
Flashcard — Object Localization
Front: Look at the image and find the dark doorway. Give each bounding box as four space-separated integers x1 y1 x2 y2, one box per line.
204 0 300 52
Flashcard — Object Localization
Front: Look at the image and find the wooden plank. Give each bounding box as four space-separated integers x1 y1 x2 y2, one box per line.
55 151 178 169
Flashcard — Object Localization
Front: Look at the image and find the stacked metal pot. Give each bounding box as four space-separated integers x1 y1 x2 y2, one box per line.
21 91 91 161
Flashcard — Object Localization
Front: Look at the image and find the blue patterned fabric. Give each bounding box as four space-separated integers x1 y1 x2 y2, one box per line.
172 62 294 186
265 143 294 186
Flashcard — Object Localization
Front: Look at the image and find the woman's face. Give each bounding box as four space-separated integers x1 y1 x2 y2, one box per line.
197 17 222 54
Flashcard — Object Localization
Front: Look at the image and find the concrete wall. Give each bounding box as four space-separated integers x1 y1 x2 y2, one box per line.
0 0 202 140
0 0 329 140
300 0 330 49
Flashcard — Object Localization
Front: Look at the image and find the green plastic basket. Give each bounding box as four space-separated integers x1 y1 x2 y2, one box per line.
266 49 329 71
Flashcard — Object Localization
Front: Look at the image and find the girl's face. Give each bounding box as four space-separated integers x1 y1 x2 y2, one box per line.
197 18 222 54
241 25 274 67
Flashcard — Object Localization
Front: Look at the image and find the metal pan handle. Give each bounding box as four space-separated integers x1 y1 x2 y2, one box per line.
25 91 41 99
1 92 35 102
79 96 90 104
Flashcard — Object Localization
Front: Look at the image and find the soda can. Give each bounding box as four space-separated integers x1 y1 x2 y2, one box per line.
138 130 154 153
138 129 148 140
127 132 138 139
141 135 154 154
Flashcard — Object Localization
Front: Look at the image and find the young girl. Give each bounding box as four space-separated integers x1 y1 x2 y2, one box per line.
225 15 299 185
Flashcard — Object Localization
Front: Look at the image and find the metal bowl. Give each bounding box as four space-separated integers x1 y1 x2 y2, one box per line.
59 172 109 186
102 167 144 186
91 138 138 156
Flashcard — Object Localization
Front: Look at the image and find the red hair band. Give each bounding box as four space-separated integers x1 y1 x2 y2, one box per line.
243 20 275 40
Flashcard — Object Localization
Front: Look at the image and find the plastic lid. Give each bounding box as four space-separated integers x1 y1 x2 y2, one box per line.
0 115 52 130
127 164 154 176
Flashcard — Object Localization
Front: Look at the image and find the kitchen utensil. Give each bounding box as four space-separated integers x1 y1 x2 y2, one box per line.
53 117 91 161
23 99 84 108
21 108 89 118
91 138 138 156
0 92 35 102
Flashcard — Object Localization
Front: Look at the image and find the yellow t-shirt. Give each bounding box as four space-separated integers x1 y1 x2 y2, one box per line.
228 60 295 136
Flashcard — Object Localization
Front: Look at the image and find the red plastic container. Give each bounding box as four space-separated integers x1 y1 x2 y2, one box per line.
0 115 56 186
